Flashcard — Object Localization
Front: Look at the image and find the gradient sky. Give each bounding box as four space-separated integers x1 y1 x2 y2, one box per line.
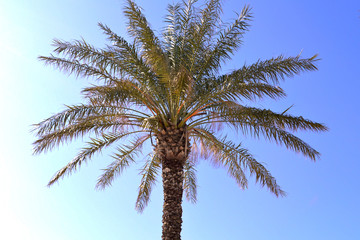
1 0 359 239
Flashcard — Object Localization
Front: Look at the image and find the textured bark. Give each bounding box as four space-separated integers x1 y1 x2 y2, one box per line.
156 126 190 240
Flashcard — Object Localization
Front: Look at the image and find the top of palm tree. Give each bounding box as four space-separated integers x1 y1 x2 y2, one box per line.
33 0 327 212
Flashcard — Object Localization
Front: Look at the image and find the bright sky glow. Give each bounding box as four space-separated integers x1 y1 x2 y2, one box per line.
1 0 359 239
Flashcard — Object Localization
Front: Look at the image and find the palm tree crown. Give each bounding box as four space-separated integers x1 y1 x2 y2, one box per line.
33 0 327 239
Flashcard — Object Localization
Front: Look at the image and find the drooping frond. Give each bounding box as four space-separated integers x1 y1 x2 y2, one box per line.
188 104 325 161
192 127 285 196
135 153 161 212
257 126 320 161
47 131 143 186
96 135 150 189
183 159 197 203
240 122 320 160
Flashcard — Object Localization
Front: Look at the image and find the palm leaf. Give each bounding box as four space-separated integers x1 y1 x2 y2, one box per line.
196 5 252 78
96 135 150 189
222 54 319 85
192 127 285 196
183 159 197 203
124 0 170 80
135 153 161 212
47 131 143 186
39 55 116 83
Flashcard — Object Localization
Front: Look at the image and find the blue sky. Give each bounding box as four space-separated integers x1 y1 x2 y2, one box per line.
0 0 359 239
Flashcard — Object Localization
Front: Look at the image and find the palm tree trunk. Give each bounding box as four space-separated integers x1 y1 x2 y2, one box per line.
161 157 184 240
156 126 190 240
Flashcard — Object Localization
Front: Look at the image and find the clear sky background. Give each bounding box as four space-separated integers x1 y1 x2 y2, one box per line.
0 0 359 239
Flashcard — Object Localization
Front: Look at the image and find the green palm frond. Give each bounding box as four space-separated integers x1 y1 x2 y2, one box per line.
82 81 148 106
196 5 252 77
255 125 320 161
211 102 328 133
193 127 285 196
39 55 116 82
222 54 319 85
195 0 222 42
33 104 136 136
194 81 285 109
33 103 145 154
135 153 161 212
47 39 121 79
124 0 170 80
96 135 150 189
233 119 320 160
194 111 322 161
47 131 143 186
51 38 107 62
178 0 198 49
192 128 248 189
98 22 166 98
33 119 139 154
213 81 286 101
163 0 201 74
186 0 222 73
180 83 285 128
123 4 187 120
207 103 325 160
163 2 182 70
82 81 168 120
183 159 197 203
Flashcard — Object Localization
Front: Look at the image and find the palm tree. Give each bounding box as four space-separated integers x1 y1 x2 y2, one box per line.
33 0 327 239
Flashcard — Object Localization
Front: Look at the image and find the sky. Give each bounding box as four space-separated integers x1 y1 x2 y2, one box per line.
0 0 359 239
